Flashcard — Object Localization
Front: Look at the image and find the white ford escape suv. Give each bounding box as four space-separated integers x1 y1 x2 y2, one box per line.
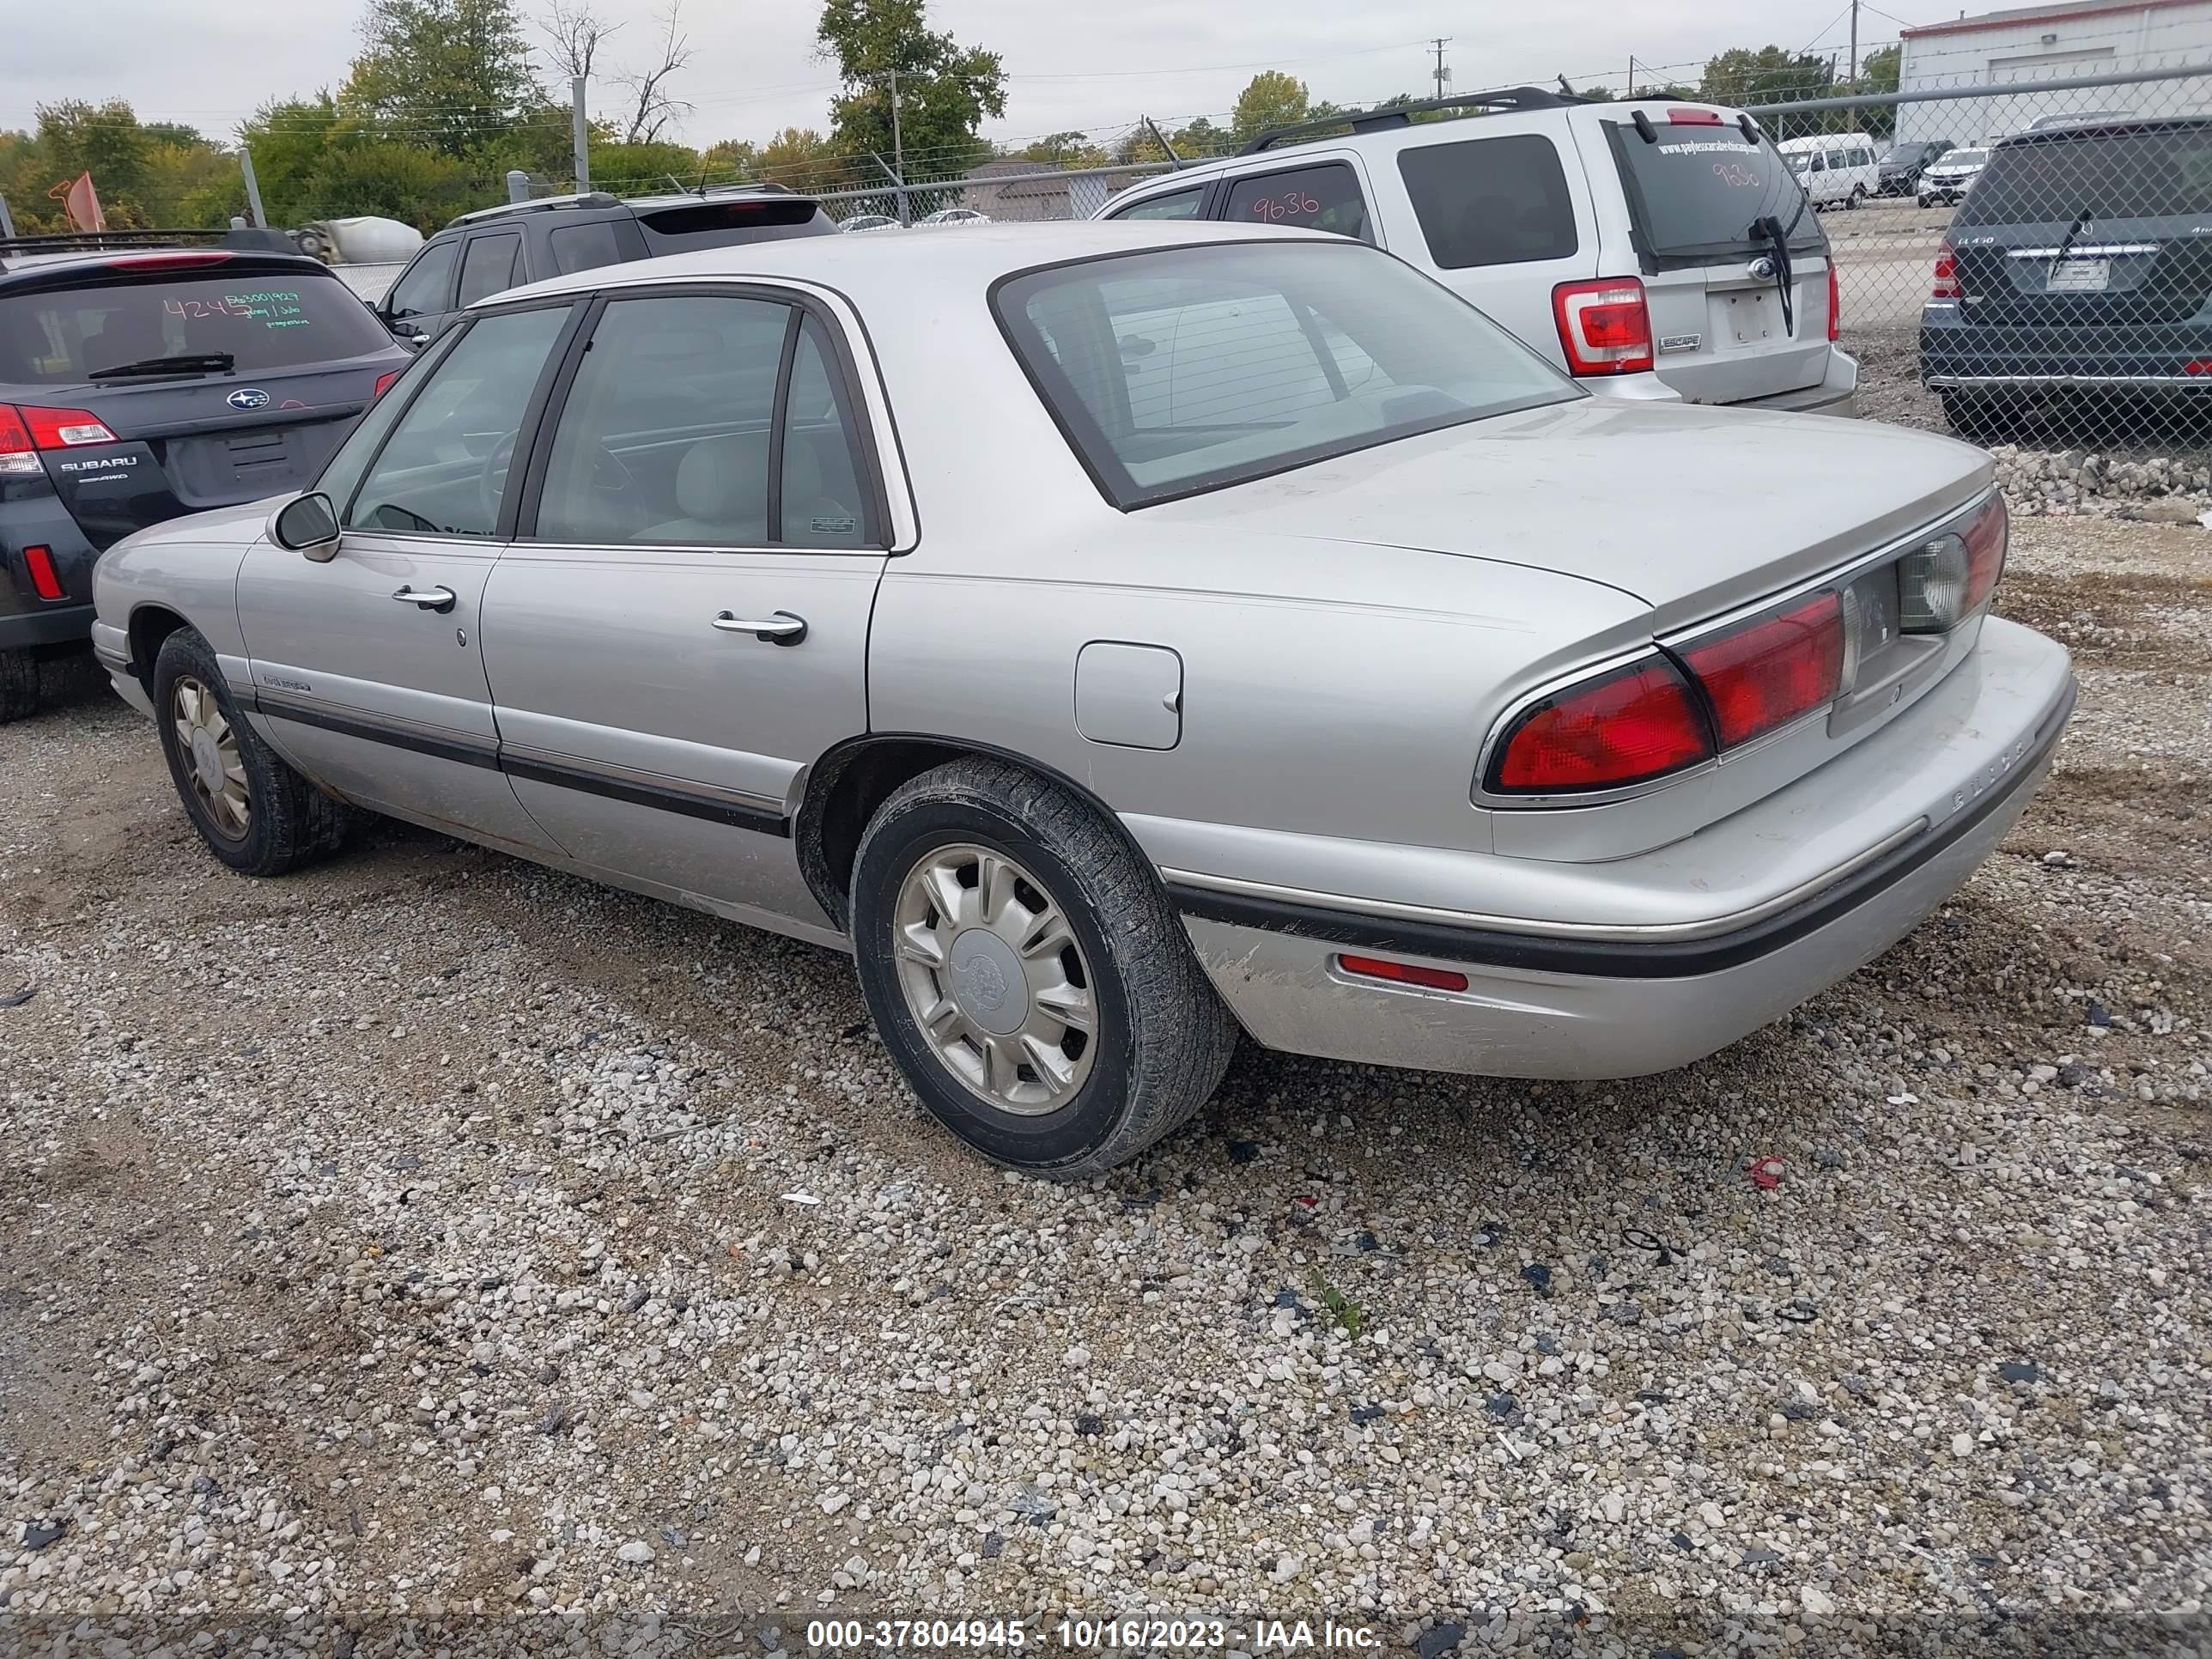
1099 86 1857 416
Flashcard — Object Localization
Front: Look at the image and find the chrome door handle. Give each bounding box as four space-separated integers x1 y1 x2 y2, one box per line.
712 610 808 646
392 585 457 613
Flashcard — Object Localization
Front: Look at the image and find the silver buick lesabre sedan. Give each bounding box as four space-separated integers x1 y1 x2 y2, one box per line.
90 221 2075 1176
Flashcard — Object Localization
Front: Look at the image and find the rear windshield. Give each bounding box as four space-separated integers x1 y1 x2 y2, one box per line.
1607 121 1824 264
634 199 836 251
995 240 1577 509
0 267 391 386
1957 127 2212 224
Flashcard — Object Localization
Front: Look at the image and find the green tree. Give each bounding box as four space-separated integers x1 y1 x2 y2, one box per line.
1021 130 1107 167
817 0 1006 179
752 125 842 193
1698 46 1833 110
1231 71 1309 146
586 139 701 192
341 0 544 158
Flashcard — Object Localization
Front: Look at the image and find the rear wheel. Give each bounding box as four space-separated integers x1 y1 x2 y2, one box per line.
153 627 350 877
0 647 38 724
849 756 1237 1177
1848 184 1867 209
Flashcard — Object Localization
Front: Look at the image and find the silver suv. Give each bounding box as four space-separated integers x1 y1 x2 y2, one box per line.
1100 87 1858 415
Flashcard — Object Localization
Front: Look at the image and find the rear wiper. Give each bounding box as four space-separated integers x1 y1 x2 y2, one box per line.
1752 214 1798 337
87 352 235 380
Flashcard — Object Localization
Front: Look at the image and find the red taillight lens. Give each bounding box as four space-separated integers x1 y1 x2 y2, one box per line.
1932 242 1961 300
101 251 232 270
1338 954 1471 994
373 370 402 400
1963 492 2008 611
1827 263 1841 342
1680 592 1845 750
21 405 118 448
0 404 36 476
1491 655 1711 793
23 545 64 601
1553 279 1654 376
1668 108 1724 125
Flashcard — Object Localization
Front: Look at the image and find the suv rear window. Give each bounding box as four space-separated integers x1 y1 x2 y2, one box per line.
1605 121 1823 264
0 267 394 386
1957 125 2212 225
633 198 836 250
1398 134 1578 269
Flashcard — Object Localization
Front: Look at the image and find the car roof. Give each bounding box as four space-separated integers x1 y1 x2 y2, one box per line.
1993 114 2212 146
488 217 1340 310
0 245 332 292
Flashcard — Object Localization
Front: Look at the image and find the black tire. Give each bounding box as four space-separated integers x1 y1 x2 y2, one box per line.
0 647 38 724
1846 185 1864 210
1939 388 2014 447
152 627 350 877
850 756 1238 1178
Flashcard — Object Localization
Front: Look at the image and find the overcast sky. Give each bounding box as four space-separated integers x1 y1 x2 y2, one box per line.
0 0 1919 153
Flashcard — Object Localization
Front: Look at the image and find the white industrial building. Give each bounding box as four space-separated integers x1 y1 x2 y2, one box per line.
1895 0 2212 145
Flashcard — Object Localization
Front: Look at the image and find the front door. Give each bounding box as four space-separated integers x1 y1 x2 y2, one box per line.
483 290 886 940
237 301 579 855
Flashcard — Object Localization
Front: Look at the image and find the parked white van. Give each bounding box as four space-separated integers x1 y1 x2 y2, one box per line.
1779 132 1881 210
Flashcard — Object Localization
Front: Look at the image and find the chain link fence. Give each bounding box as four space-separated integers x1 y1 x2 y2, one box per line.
814 161 1172 229
1744 62 2212 461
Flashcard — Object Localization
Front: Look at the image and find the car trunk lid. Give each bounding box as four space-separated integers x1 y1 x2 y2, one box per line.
1581 106 1835 405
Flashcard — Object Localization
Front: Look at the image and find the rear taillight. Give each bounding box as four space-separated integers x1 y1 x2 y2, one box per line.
1667 107 1724 125
20 405 118 448
0 405 36 476
1827 263 1841 342
101 251 232 270
373 370 402 400
1490 655 1712 793
23 545 64 601
1553 278 1654 376
1338 954 1471 994
1679 592 1845 750
1932 242 1962 300
1963 491 2007 611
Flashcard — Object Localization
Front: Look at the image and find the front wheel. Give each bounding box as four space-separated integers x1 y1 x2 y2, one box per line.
153 627 351 876
1846 185 1865 210
849 756 1238 1177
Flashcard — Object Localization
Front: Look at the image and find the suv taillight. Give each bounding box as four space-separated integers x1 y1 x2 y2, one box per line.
1827 264 1841 342
0 405 36 477
1553 279 1654 376
1932 242 1962 300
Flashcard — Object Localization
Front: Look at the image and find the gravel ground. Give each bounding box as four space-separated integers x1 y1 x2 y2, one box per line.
2 518 2209 1656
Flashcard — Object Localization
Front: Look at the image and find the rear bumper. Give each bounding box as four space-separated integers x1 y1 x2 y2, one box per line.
0 601 94 652
1917 313 2212 389
1168 619 2074 1079
1717 349 1859 419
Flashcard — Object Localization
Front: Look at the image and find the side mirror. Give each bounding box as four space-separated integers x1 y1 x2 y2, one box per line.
271 491 342 562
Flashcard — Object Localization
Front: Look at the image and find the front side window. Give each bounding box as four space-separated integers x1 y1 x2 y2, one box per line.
532 294 872 549
997 240 1575 508
1222 164 1371 241
345 305 570 536
386 240 459 321
1398 134 1579 270
458 233 524 307
1112 187 1204 221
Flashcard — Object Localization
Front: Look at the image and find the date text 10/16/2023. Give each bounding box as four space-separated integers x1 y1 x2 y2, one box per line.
800 1617 1385 1650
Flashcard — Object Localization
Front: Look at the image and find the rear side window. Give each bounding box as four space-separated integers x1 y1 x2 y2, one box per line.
1222 164 1371 241
1398 134 1578 270
386 240 459 321
0 268 395 386
1113 187 1205 221
458 233 523 307
550 220 625 275
1958 126 2212 224
1606 122 1824 264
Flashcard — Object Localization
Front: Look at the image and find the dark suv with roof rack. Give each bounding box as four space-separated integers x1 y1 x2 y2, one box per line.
1923 116 2212 441
0 227 411 720
371 187 837 349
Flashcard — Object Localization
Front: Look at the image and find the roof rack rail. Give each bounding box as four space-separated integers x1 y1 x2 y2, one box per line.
443 191 623 229
1238 85 1589 155
0 223 308 272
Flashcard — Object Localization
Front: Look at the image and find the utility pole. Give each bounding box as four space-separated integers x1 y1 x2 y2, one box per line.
888 65 908 225
1848 0 1860 82
571 76 591 191
1429 36 1453 100
1 192 17 240
240 149 267 228
1627 54 1637 97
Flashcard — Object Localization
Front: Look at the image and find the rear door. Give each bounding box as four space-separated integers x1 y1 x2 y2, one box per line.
0 256 405 550
1944 125 2212 372
1577 106 1835 405
456 230 526 309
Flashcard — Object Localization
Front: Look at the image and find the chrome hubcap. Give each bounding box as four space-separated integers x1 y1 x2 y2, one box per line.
171 675 249 840
891 843 1097 1115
